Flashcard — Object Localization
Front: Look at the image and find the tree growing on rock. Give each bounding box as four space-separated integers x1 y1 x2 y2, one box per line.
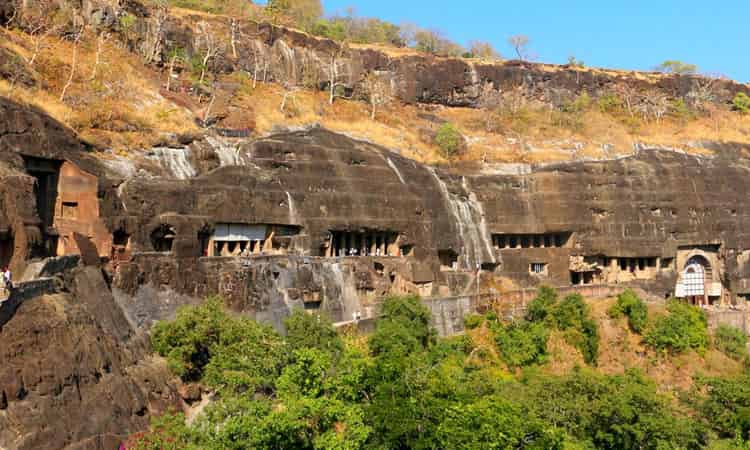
360 71 393 120
469 40 500 60
508 34 532 61
194 21 222 85
326 43 352 105
654 60 698 75
435 122 465 158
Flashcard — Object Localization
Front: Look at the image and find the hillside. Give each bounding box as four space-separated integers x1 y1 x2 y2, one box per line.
1 2 749 166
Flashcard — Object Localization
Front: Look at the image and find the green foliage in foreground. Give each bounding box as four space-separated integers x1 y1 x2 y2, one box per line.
713 325 748 360
495 286 599 366
140 293 750 449
645 300 709 355
608 289 649 334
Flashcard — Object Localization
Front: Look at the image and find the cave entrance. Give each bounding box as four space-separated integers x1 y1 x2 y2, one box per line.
439 249 459 271
150 224 176 253
23 156 61 232
0 230 13 269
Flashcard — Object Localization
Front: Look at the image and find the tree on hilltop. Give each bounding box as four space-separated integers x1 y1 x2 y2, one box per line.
508 34 532 61
654 60 698 75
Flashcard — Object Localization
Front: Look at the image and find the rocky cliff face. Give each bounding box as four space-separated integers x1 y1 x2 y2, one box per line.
147 14 749 111
0 266 181 450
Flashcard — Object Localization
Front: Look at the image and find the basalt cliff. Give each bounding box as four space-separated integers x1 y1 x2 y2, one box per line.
2 1 750 448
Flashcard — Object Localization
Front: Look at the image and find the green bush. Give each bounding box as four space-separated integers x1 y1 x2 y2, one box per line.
554 294 599 365
519 368 707 449
598 92 624 114
645 300 709 354
284 309 343 358
463 314 485 330
494 320 550 368
526 285 558 322
608 289 649 334
696 373 750 441
151 297 288 392
734 93 750 114
434 122 464 158
714 325 748 360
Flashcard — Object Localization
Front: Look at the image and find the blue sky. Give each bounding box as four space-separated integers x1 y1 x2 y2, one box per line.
313 0 750 82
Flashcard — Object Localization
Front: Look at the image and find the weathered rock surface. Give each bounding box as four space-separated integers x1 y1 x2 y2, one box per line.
0 267 180 450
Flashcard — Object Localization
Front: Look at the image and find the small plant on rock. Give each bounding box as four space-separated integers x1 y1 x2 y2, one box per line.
434 122 464 158
733 92 750 114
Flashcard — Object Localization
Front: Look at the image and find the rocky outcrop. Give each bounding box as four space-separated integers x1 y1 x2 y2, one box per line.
0 266 180 450
147 14 750 110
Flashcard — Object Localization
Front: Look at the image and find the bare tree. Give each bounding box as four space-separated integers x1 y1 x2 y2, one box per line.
686 78 716 111
165 47 184 91
637 90 669 123
230 18 240 59
89 30 110 80
327 42 351 105
195 21 222 85
144 0 169 64
360 71 392 120
244 25 268 88
469 40 500 60
507 34 531 61
17 0 60 69
279 81 299 113
60 25 84 102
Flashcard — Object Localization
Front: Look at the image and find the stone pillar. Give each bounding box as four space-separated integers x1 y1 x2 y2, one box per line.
381 233 387 256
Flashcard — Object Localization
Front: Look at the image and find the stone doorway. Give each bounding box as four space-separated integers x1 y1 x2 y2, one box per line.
0 231 12 269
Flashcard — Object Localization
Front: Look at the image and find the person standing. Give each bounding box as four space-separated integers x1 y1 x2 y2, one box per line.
3 266 12 290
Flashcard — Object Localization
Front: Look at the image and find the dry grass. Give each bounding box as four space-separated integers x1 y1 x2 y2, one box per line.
2 22 750 165
1 28 197 152
584 298 743 392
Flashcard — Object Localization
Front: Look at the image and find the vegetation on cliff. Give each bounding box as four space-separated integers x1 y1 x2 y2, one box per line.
136 290 750 449
2 0 750 166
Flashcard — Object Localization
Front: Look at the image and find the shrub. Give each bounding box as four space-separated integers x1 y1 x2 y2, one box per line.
284 309 343 358
464 314 485 330
151 297 288 391
608 289 649 334
526 286 558 323
561 92 591 114
714 325 748 360
434 122 464 158
494 320 549 368
598 93 624 114
645 300 709 354
696 373 750 440
553 294 599 365
733 93 750 114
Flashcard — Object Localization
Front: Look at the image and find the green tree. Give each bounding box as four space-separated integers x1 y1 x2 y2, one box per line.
713 325 748 360
654 60 698 75
608 289 649 333
733 92 750 114
645 300 709 354
494 320 550 367
437 396 564 449
284 309 343 358
434 122 464 158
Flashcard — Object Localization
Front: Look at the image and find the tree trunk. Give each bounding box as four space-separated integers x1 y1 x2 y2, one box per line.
60 30 82 102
